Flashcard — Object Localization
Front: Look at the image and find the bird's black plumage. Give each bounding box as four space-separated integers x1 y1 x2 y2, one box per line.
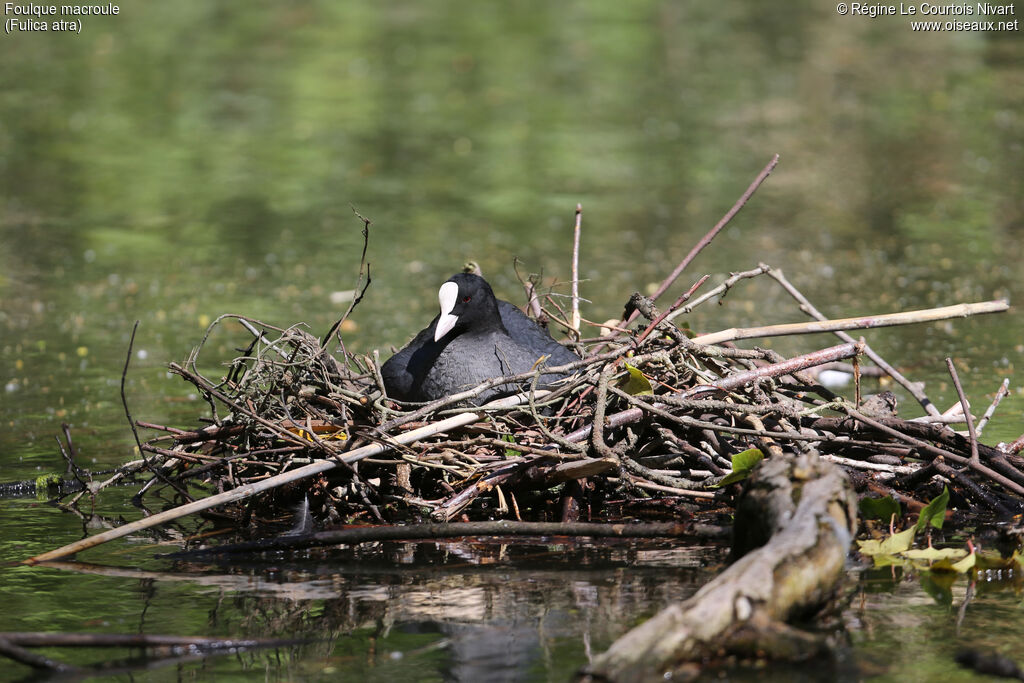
381 273 578 404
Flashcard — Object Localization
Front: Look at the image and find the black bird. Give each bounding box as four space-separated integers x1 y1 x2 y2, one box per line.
381 273 578 404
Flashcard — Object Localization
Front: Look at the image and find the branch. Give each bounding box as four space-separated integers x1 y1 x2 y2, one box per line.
168 520 690 558
691 300 1008 346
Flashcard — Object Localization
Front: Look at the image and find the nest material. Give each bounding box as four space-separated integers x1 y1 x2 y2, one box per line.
124 274 1023 532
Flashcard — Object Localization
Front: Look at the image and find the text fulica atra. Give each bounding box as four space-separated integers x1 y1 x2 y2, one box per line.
381 273 578 403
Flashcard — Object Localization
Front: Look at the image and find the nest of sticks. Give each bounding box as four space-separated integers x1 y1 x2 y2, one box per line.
73 161 1018 540
114 258 1022 535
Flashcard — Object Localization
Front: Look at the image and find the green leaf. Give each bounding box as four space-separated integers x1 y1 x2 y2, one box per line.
903 547 968 561
859 526 916 556
879 526 917 554
950 551 976 574
618 362 654 396
713 448 764 487
731 448 764 471
871 553 904 568
501 433 521 458
915 486 950 531
856 538 883 555
859 495 902 522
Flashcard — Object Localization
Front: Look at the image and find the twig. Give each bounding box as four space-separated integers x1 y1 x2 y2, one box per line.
120 322 189 500
322 208 372 348
854 345 862 408
685 341 864 398
648 154 779 305
1004 433 1024 456
562 341 863 443
766 266 941 416
635 275 710 345
24 393 538 564
121 321 145 458
946 358 980 466
665 265 772 323
168 520 693 558
612 477 717 500
819 454 919 475
571 203 582 337
932 458 1012 515
844 408 1024 496
167 363 310 448
601 155 779 342
976 378 1010 437
691 300 1008 346
55 425 88 491
590 364 620 460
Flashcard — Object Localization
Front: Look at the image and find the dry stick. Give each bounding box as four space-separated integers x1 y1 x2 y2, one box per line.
648 154 779 306
690 300 1008 346
845 408 1024 496
931 458 1012 515
120 321 191 500
819 454 920 475
121 321 146 459
571 203 582 337
321 208 372 347
379 347 629 433
946 358 980 466
666 265 772 323
634 274 710 345
767 267 941 416
429 437 576 459
524 279 543 319
687 340 864 397
599 155 779 347
431 460 534 521
609 387 827 444
168 520 693 558
620 478 717 499
976 378 1010 437
168 362 309 448
813 415 1024 484
23 392 543 565
853 346 862 408
562 341 864 444
590 364 619 459
185 313 286 381
60 423 84 478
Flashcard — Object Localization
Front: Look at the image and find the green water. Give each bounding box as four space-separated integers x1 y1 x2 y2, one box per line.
1 1 1022 680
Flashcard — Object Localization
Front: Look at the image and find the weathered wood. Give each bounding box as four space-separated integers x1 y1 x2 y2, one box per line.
579 452 857 682
167 520 694 558
691 299 1008 346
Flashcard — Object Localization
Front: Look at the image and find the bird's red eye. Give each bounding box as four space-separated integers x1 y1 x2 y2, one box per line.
462 296 471 303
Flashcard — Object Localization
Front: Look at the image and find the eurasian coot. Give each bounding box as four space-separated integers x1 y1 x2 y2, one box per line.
381 273 578 403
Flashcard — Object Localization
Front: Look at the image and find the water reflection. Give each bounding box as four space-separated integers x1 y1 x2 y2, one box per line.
34 540 723 680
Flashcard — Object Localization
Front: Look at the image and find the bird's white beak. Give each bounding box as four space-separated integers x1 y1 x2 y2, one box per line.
434 281 459 342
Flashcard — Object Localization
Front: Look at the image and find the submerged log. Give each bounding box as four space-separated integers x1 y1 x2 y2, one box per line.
579 451 857 682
